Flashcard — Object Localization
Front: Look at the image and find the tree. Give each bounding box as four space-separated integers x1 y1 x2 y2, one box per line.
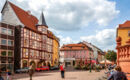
105 50 117 62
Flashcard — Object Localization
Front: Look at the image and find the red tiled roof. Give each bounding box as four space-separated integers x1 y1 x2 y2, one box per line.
64 44 86 47
119 20 130 28
9 2 38 31
60 43 89 51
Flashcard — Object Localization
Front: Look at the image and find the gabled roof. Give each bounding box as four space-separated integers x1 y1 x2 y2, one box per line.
60 43 91 51
38 11 48 27
82 41 104 54
119 20 130 28
7 1 38 31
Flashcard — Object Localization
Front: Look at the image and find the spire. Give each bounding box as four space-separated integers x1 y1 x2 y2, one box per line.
38 11 47 27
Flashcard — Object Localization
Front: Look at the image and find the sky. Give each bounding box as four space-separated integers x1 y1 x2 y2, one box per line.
0 0 130 51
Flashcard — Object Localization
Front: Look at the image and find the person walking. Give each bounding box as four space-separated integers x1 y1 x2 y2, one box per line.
0 70 4 80
48 62 51 69
107 66 127 80
29 64 34 80
60 64 65 78
6 69 12 80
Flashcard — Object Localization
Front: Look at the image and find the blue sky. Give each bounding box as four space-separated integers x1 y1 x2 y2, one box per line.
0 0 130 51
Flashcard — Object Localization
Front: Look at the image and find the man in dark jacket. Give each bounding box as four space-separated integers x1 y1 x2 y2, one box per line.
107 66 127 80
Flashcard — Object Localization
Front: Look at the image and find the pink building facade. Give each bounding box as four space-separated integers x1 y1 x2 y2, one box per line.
60 43 94 67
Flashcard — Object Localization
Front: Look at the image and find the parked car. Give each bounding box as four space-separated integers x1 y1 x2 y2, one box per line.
50 65 59 70
15 67 29 73
35 66 49 72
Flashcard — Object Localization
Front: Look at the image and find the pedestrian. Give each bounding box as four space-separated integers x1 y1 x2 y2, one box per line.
6 69 12 80
107 66 127 80
0 70 4 80
48 62 51 69
60 64 65 78
29 64 34 80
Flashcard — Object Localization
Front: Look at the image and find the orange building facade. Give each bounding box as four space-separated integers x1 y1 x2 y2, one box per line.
116 21 130 80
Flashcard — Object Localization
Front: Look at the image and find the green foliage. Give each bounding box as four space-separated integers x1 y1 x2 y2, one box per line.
74 64 81 70
82 65 89 70
105 50 117 62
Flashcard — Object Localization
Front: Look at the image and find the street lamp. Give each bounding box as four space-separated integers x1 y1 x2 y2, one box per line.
89 52 91 72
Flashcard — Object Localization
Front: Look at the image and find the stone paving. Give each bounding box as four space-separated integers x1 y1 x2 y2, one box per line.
3 70 107 80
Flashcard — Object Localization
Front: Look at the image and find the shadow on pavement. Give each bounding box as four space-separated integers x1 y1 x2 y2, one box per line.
65 77 77 79
3 72 53 79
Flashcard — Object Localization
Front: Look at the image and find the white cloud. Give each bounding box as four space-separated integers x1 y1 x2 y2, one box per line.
80 29 116 50
57 35 79 46
17 0 25 2
0 14 1 21
0 0 119 31
43 0 119 31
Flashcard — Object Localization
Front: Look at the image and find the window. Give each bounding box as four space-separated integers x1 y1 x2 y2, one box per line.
37 51 39 57
23 49 28 58
8 57 13 63
8 40 13 46
42 28 46 33
1 39 7 45
1 64 6 71
42 52 44 58
31 32 35 38
1 28 7 34
8 51 13 57
8 29 13 35
26 30 29 37
7 64 13 71
1 51 6 56
24 38 29 47
32 50 34 57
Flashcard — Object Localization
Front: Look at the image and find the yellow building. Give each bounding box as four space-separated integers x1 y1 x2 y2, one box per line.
52 35 60 66
117 20 130 46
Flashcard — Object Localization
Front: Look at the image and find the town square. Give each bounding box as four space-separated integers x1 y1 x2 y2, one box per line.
0 0 130 80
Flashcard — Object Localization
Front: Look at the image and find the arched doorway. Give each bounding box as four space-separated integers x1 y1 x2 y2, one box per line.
23 60 28 68
30 61 36 69
37 62 42 68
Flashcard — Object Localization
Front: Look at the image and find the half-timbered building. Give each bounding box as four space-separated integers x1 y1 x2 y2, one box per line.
1 1 59 70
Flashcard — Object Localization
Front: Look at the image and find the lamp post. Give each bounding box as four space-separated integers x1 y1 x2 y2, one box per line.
89 52 91 72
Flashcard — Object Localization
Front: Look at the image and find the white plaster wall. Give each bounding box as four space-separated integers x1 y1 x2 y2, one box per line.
1 2 24 26
59 51 64 63
83 41 98 59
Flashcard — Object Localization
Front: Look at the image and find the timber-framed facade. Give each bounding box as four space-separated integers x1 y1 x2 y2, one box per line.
0 1 59 71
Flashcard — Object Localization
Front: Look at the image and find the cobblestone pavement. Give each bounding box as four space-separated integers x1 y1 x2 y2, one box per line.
3 70 107 80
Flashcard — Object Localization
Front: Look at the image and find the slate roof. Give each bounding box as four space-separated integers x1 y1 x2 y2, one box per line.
38 12 48 27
